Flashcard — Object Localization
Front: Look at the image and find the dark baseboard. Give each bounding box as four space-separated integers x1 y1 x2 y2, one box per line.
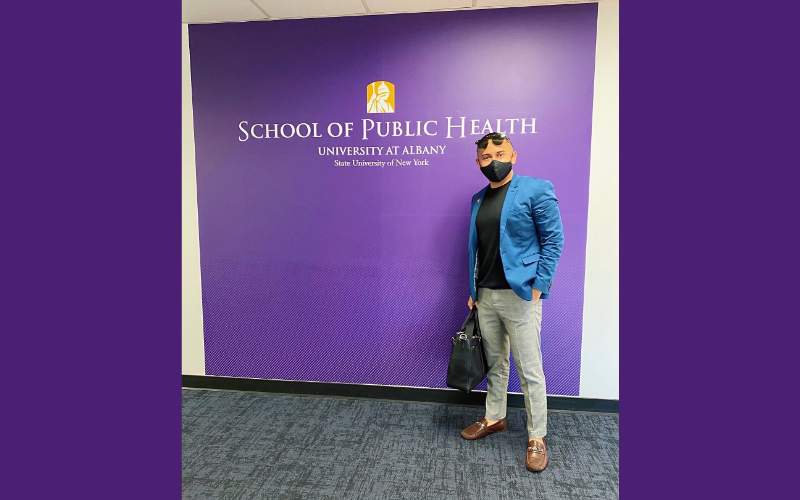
182 375 618 414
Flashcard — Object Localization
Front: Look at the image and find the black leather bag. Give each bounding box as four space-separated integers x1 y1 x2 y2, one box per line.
446 306 489 393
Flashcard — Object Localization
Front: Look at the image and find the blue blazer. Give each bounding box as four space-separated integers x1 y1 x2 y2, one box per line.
469 171 564 302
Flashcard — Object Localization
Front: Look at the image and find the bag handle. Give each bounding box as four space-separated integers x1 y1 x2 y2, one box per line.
459 306 478 333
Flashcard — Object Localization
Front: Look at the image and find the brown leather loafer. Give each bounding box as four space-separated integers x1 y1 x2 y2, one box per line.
526 438 548 472
461 417 506 440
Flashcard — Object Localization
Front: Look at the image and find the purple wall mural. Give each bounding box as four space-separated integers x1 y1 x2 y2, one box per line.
189 3 598 396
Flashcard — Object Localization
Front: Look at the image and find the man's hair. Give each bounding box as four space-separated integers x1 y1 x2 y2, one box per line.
475 132 513 152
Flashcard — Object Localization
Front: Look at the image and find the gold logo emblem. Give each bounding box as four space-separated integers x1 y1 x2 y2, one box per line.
367 81 395 113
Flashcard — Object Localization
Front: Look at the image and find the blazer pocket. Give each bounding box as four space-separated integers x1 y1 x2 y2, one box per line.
521 252 541 265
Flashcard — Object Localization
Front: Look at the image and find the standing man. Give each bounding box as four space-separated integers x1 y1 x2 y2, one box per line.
460 132 564 472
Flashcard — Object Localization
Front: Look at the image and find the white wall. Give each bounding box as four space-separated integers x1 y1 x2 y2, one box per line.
578 0 619 399
182 23 206 375
181 2 620 398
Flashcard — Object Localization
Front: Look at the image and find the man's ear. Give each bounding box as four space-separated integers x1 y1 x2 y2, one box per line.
511 150 518 164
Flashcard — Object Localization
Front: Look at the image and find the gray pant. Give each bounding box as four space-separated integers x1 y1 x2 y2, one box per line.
477 287 547 439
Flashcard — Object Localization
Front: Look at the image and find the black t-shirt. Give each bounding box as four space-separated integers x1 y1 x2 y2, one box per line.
475 182 512 290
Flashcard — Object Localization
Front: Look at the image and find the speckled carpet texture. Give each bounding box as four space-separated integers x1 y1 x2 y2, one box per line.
182 389 618 499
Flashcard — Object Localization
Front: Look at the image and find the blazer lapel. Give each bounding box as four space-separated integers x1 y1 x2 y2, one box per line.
499 172 521 242
470 185 489 246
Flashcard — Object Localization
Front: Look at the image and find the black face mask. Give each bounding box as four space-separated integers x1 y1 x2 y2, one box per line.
480 159 513 183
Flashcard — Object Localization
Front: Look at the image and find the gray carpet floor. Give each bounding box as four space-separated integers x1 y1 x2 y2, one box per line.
182 388 618 500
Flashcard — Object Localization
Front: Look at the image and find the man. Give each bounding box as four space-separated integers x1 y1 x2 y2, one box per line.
460 132 564 472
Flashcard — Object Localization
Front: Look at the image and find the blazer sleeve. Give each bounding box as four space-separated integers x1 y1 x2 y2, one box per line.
531 180 564 294
469 195 476 301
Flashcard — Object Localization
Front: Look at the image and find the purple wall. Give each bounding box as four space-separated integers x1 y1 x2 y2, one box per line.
189 3 598 396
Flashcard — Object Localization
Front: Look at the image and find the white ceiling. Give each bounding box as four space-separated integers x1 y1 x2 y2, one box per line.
182 0 615 24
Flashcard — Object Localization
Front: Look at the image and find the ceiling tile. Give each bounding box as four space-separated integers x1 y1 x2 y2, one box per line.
366 1 471 14
476 0 596 7
181 0 606 24
183 0 267 23
253 0 367 19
